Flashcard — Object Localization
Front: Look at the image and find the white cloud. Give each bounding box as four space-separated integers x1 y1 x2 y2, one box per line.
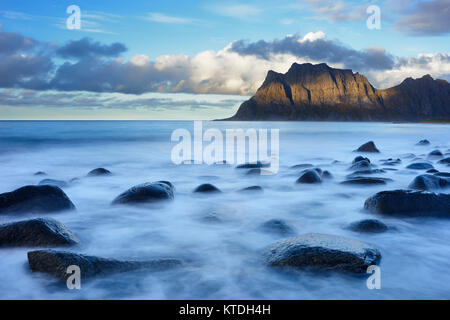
207 4 262 19
299 31 326 42
145 12 195 24
130 54 150 67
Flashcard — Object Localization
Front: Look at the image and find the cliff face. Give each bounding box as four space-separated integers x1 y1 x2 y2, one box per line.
227 63 450 121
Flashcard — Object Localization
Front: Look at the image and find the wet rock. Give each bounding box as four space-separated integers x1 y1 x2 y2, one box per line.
0 218 79 247
353 156 370 164
291 164 314 169
27 250 182 281
0 185 76 215
438 157 450 164
194 184 221 193
355 141 380 153
239 186 263 192
409 174 449 191
349 160 372 171
112 181 174 205
87 168 112 176
428 150 443 158
347 169 386 178
348 219 388 233
416 139 430 146
341 177 392 185
322 170 333 179
380 158 401 166
236 161 270 169
427 169 439 173
264 233 381 273
435 172 450 177
406 162 434 170
34 172 47 176
364 190 450 217
260 219 295 236
38 179 69 188
296 170 322 184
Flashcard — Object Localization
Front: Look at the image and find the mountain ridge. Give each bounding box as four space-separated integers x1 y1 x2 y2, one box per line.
224 62 450 121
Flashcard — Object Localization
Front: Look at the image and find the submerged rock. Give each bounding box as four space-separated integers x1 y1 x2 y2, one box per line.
355 141 380 153
0 218 79 247
428 150 444 158
341 177 392 185
112 181 174 205
296 170 322 184
38 179 69 188
260 219 295 236
348 219 388 233
406 162 434 170
34 171 47 176
353 156 371 164
322 170 333 179
380 158 401 166
438 157 450 164
194 184 221 193
349 159 372 171
409 174 449 191
347 169 385 178
435 172 450 177
416 139 430 146
87 168 112 176
264 233 381 273
236 161 270 169
291 164 314 169
27 250 182 281
364 190 450 217
239 186 263 192
427 169 439 173
0 185 76 215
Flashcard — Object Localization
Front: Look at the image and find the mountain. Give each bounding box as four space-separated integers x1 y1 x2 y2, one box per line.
225 63 450 121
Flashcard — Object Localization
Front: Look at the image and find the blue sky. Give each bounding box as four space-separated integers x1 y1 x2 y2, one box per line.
0 0 449 119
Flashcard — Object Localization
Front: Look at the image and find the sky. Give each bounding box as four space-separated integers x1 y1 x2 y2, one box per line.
0 0 449 120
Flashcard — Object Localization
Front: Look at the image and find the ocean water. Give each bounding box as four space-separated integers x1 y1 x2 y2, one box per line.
0 120 449 300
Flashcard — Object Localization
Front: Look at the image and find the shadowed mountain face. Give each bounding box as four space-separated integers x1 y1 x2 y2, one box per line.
226 63 450 121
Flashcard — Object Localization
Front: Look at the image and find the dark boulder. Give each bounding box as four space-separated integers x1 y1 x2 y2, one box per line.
0 218 79 247
364 190 450 217
380 158 401 166
112 181 174 205
296 170 322 184
355 141 380 153
428 150 443 158
194 184 221 193
38 179 68 188
322 170 333 179
34 172 47 176
438 157 450 164
87 168 112 176
264 233 381 273
427 169 439 173
27 250 182 281
239 186 263 192
0 185 76 215
416 139 430 146
406 162 434 170
346 169 385 178
341 177 392 185
408 174 449 191
353 156 370 164
435 172 450 177
236 161 270 169
348 219 388 233
260 219 295 236
349 160 372 171
291 164 314 169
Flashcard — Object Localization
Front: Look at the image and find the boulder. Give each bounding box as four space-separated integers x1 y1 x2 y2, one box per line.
291 164 314 169
406 162 434 170
355 141 380 153
87 168 112 176
346 169 385 178
353 156 371 164
427 169 439 173
349 159 372 171
296 170 322 184
236 161 270 169
34 172 47 176
194 184 221 193
322 170 333 179
38 179 68 188
348 219 388 233
260 219 295 236
428 150 443 158
0 218 79 247
0 185 76 215
364 190 450 217
264 233 381 273
438 157 450 164
380 158 401 166
341 177 392 185
435 172 450 177
27 250 182 281
409 174 449 191
112 181 174 205
239 186 263 192
416 139 430 146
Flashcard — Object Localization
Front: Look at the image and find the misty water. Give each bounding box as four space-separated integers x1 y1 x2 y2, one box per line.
0 121 449 299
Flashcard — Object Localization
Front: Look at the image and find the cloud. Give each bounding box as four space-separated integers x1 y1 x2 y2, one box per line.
56 37 127 59
144 12 196 24
0 31 37 54
394 0 450 36
228 32 395 71
301 0 369 22
207 4 262 19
